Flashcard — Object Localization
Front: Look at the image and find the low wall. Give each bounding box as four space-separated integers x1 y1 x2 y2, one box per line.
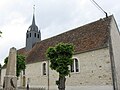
18 87 46 90
0 86 113 90
0 87 46 90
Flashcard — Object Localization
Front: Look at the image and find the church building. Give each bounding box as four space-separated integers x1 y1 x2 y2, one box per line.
1 14 120 90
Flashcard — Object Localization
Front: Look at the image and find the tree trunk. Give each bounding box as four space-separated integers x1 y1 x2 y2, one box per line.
58 75 66 90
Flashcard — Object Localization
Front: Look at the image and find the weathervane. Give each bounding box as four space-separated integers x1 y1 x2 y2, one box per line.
33 5 35 15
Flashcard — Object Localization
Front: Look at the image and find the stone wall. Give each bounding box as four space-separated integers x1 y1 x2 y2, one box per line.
23 48 112 90
66 48 112 86
1 48 113 90
1 68 6 86
110 16 120 90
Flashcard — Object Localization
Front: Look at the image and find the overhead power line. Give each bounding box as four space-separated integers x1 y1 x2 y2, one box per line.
90 0 108 18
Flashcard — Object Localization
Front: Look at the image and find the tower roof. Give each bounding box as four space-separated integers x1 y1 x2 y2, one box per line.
32 14 35 25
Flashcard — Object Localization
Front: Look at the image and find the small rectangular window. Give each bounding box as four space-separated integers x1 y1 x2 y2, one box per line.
30 33 31 37
34 33 36 37
37 34 39 38
27 34 29 38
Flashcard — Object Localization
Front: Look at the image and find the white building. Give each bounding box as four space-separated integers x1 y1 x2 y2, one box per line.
1 15 120 90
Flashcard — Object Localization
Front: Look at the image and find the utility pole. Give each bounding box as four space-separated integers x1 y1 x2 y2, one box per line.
47 60 49 90
0 64 1 86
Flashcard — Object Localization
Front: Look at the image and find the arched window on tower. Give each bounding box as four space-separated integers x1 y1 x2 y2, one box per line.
71 58 79 73
43 63 47 75
37 34 39 38
30 33 31 37
34 33 36 37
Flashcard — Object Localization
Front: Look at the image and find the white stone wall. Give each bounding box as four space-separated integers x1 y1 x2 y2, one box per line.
24 61 50 88
1 48 113 90
110 16 120 90
48 48 113 90
22 48 112 90
66 48 112 86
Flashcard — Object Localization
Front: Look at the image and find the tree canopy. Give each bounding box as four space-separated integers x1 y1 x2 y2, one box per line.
46 43 74 76
4 54 26 77
46 43 74 77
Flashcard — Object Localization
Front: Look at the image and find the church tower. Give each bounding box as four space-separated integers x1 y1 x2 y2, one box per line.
26 9 41 51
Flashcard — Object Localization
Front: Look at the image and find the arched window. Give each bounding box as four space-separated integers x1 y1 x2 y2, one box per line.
71 58 79 73
75 58 79 72
43 63 47 75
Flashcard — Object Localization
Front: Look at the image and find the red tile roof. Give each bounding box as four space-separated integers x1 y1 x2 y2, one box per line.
17 48 28 56
18 16 112 64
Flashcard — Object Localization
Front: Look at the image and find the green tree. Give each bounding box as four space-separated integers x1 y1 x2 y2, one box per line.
4 54 26 77
0 31 2 37
46 43 74 90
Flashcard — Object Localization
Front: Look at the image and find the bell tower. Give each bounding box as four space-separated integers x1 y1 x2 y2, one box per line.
26 6 41 51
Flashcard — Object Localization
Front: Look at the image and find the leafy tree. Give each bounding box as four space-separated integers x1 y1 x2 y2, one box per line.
46 43 74 90
4 54 26 77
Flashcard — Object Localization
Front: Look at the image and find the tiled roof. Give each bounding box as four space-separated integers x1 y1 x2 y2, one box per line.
19 16 112 64
17 48 27 56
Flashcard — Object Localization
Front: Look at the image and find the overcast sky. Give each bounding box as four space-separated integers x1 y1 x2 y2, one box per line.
0 0 120 65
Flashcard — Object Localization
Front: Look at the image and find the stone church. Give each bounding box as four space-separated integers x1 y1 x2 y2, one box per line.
1 14 120 90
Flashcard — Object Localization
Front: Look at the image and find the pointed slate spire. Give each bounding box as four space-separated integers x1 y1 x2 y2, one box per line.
32 5 35 25
32 14 35 25
28 5 38 31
